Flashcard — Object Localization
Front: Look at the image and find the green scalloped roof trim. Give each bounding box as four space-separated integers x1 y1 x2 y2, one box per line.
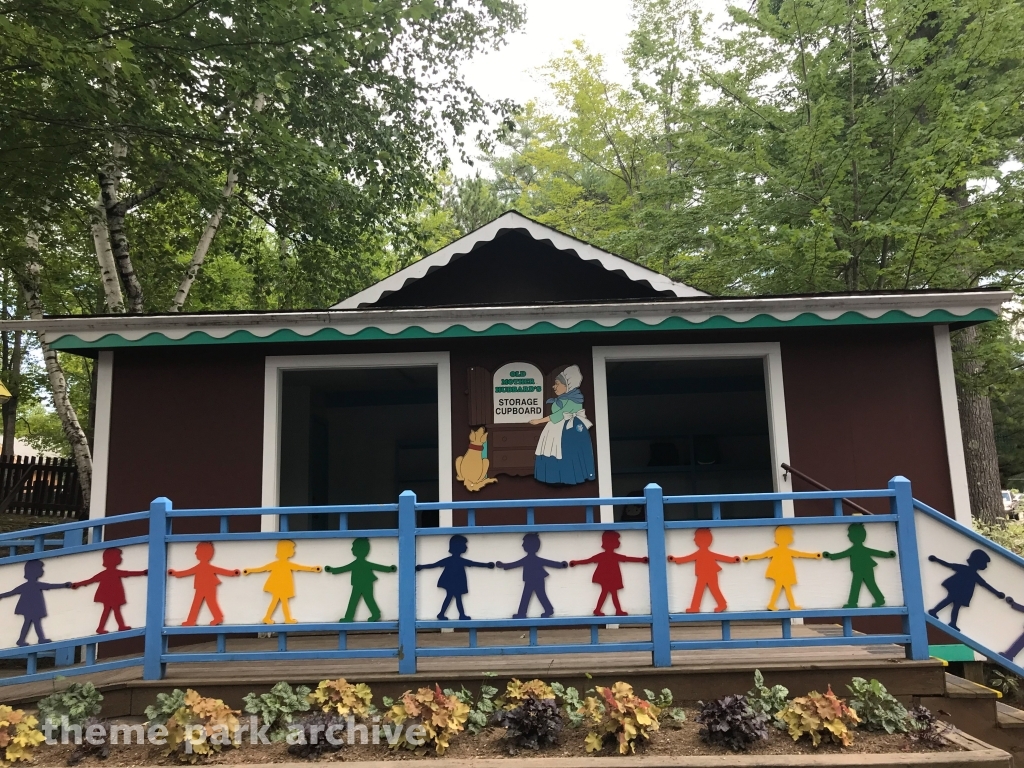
48 308 998 350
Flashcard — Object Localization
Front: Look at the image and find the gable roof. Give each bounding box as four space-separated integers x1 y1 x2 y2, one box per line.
333 211 708 309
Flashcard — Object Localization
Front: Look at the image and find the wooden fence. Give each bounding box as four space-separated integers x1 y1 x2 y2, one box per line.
0 455 85 519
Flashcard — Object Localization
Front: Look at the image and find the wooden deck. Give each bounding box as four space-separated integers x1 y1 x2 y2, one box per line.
1 622 946 712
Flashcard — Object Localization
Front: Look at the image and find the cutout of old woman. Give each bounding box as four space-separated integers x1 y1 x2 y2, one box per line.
530 365 596 485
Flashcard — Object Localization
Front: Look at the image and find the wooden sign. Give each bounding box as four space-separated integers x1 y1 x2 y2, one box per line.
492 363 544 423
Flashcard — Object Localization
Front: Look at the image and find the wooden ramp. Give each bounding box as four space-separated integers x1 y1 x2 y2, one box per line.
1 622 945 714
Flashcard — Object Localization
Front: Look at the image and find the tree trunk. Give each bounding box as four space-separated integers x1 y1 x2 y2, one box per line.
20 233 93 508
90 195 125 313
952 325 1004 524
98 144 146 313
169 169 238 312
1 328 22 456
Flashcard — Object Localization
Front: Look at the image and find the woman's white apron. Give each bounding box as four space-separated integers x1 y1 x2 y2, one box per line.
534 410 593 461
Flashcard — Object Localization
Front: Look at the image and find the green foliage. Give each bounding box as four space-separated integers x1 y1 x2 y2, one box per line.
696 695 770 752
493 697 563 753
986 666 1024 703
242 682 311 742
643 688 686 726
37 682 103 733
847 677 911 734
144 689 188 727
442 684 498 735
975 520 1024 560
580 682 660 755
746 670 789 726
779 686 860 748
550 682 588 728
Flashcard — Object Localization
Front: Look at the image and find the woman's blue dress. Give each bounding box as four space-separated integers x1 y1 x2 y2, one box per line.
534 417 596 485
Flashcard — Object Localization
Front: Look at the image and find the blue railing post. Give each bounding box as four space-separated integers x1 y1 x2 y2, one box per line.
143 497 170 680
398 490 418 674
891 477 929 660
644 483 672 667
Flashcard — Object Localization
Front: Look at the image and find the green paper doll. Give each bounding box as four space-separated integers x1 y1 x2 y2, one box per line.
324 538 396 622
823 523 896 607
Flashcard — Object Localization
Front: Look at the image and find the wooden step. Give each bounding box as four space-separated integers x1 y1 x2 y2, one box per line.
945 672 1001 699
996 701 1024 729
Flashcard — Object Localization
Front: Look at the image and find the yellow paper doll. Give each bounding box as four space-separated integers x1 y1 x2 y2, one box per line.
242 540 322 624
742 526 821 610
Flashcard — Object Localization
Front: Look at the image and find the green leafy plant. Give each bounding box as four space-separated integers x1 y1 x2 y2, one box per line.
285 711 345 760
747 669 789 726
144 689 188 727
493 697 563 753
243 682 311 742
779 686 860 748
847 677 911 734
442 684 498 734
163 690 241 763
385 685 470 755
37 683 103 733
696 695 769 752
643 688 686 726
551 682 588 728
0 705 46 765
308 678 372 719
581 682 660 754
987 666 1023 703
66 717 112 766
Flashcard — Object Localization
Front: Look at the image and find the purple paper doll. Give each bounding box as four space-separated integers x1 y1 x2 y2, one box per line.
416 535 495 620
0 560 71 646
496 533 568 619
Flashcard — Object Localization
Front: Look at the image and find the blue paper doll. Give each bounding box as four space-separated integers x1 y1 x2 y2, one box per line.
0 560 71 646
927 550 1004 631
416 534 494 620
496 533 568 619
1001 596 1024 661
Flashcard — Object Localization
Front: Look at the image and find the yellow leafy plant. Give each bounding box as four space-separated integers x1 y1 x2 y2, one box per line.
0 706 46 765
779 685 860 747
309 678 373 719
503 678 555 708
163 690 241 763
581 682 660 754
386 684 470 755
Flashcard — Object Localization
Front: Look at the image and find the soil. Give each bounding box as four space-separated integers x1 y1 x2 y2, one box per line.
26 708 960 766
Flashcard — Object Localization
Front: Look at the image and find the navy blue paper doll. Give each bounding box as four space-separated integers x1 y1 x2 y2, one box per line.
416 534 494 620
1000 596 1024 661
0 560 71 646
927 550 1004 631
496 533 568 619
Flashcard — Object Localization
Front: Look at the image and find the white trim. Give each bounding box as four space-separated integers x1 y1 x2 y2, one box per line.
261 352 453 531
89 351 114 520
934 325 972 525
333 212 707 308
592 343 794 522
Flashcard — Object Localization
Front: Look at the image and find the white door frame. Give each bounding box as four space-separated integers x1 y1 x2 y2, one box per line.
591 343 794 522
262 351 453 531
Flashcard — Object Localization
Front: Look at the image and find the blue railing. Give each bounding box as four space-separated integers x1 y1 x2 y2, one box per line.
0 479 932 687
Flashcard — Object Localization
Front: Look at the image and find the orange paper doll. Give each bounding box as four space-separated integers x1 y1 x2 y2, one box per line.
242 540 322 624
742 526 821 610
169 542 240 626
569 531 648 616
668 528 739 613
72 548 148 634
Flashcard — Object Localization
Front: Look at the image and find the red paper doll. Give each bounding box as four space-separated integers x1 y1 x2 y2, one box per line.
668 528 739 613
168 542 240 626
569 531 648 616
72 548 148 634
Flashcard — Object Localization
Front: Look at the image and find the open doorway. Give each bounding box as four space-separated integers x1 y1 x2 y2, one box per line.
602 356 778 521
278 366 440 530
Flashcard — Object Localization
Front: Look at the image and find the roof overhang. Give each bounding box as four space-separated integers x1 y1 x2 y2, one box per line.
1 291 1008 351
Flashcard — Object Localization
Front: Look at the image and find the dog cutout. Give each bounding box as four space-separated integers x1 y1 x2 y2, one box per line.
455 427 498 492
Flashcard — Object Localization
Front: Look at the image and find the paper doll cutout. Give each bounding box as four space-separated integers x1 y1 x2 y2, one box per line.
822 523 896 608
742 526 821 610
455 428 498 492
530 365 595 485
242 540 322 624
324 538 396 622
1001 596 1024 660
497 533 568 618
72 548 148 634
416 535 494 620
168 542 240 626
668 528 739 613
570 531 648 616
0 560 71 646
927 550 1004 631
